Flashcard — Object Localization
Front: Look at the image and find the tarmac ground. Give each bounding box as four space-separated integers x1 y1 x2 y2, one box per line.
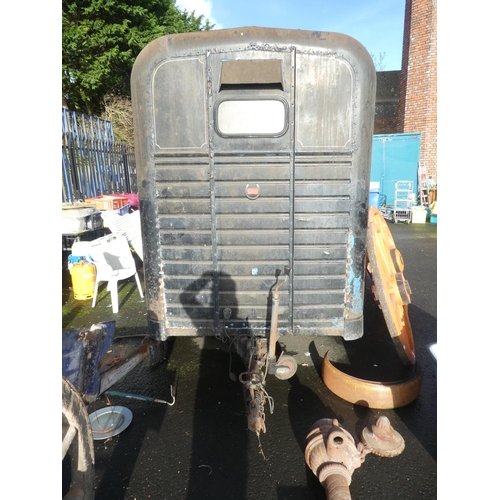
62 220 437 500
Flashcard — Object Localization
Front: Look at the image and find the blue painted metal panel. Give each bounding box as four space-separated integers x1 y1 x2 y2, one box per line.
62 321 116 399
370 133 421 207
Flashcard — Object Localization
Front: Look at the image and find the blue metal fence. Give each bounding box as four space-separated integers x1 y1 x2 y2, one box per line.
62 108 137 203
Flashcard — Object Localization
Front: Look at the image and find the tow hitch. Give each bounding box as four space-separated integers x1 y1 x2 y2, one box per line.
233 267 298 435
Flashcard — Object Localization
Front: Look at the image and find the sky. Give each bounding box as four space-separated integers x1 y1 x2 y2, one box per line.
175 0 406 70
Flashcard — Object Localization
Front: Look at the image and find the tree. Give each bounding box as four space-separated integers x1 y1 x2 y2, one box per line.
370 52 387 71
62 0 213 115
102 94 135 144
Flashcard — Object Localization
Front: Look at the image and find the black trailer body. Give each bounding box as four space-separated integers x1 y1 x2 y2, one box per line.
131 27 376 342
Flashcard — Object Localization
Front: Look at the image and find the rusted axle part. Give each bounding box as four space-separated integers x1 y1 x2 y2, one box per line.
305 416 404 499
305 419 368 500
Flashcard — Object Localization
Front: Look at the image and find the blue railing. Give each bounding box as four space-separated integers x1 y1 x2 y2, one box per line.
62 108 137 203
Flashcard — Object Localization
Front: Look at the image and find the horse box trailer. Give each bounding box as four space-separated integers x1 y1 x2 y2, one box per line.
131 27 376 432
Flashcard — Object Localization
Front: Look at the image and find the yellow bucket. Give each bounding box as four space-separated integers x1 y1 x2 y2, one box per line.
70 260 96 300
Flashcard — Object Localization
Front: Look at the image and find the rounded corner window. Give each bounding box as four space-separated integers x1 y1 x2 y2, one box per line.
215 98 288 137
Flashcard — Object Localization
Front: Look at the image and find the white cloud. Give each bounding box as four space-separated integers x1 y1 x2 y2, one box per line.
175 0 221 28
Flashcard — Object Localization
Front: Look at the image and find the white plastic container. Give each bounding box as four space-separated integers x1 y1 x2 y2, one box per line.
62 206 96 234
411 206 427 224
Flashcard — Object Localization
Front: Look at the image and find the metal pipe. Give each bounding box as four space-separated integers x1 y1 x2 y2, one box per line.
105 389 175 406
268 288 280 361
268 267 290 362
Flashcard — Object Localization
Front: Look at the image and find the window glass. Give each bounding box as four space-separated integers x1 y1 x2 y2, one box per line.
217 100 286 136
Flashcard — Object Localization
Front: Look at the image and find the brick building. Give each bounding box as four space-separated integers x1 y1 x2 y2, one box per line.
397 0 437 182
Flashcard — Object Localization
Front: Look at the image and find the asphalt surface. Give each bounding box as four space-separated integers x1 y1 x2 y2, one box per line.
62 220 437 500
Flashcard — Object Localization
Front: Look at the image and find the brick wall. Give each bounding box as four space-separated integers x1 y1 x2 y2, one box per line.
397 0 437 182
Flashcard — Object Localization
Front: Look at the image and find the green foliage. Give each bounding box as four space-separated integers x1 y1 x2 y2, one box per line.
62 0 213 115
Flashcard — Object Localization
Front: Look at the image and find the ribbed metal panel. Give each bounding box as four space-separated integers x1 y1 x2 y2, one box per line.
155 155 213 331
214 154 291 334
292 152 353 333
154 151 354 335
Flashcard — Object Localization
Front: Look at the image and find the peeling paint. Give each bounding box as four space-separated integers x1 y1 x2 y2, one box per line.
331 317 343 328
349 274 363 314
345 232 364 317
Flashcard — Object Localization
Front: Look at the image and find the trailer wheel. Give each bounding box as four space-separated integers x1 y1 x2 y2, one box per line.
275 355 298 380
62 376 95 500
366 207 416 366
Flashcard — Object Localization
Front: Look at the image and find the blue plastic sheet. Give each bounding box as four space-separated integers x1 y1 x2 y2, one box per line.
62 321 115 397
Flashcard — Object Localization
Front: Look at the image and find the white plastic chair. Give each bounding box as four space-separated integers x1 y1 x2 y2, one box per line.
89 234 144 313
100 210 143 261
